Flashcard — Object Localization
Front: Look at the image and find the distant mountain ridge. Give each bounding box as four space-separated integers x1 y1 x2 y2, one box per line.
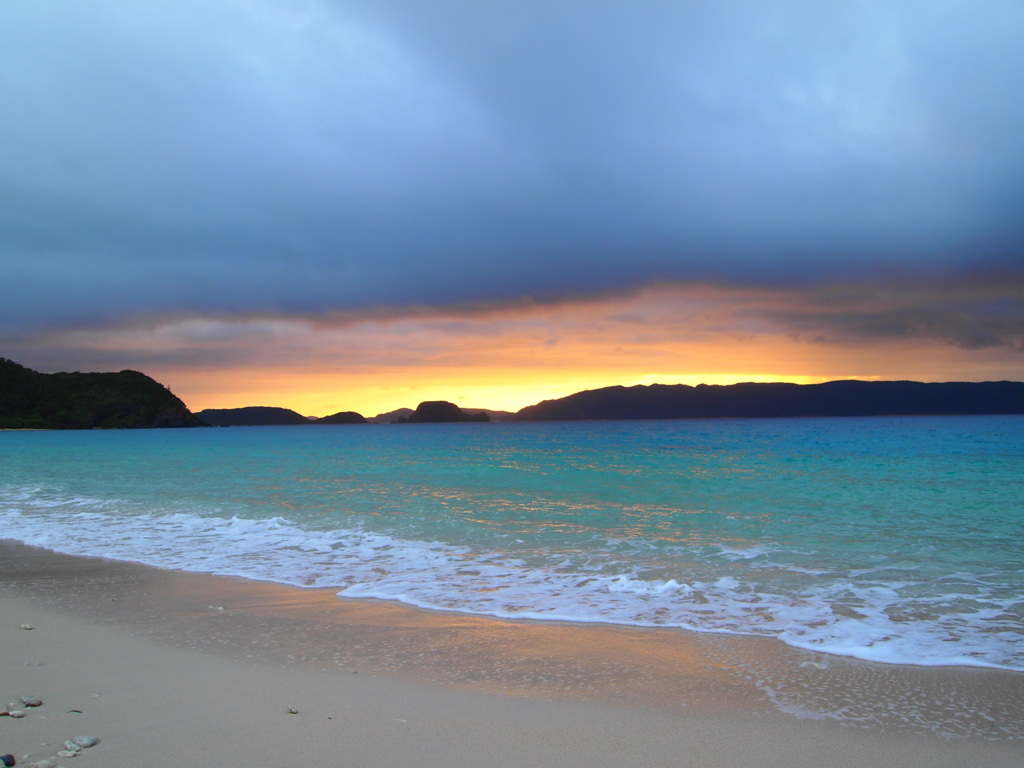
196 406 311 426
197 407 369 425
0 358 204 429
371 407 414 423
9 355 1021 431
371 406 512 423
200 401 497 425
513 380 1024 421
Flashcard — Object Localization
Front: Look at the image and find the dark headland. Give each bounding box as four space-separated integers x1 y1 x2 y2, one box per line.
0 357 204 429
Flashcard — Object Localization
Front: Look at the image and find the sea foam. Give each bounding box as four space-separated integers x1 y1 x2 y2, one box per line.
2 482 1022 671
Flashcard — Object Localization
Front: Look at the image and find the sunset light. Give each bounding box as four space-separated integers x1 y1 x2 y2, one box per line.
2 2 1021 415
15 282 1021 417
3 2 1024 756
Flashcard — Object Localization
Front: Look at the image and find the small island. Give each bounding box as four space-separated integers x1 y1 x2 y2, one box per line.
397 401 489 423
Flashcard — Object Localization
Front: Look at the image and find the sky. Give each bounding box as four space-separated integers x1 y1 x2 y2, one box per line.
2 0 1023 416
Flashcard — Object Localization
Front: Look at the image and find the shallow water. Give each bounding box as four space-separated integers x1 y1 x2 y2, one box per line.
2 416 1023 671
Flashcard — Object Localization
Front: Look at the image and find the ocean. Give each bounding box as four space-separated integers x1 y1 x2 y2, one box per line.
2 416 1022 672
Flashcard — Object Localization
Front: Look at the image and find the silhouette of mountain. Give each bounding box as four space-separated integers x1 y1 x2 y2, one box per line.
196 406 311 426
316 410 368 424
402 401 490 423
373 406 510 423
371 407 414 423
513 380 1024 421
0 358 205 429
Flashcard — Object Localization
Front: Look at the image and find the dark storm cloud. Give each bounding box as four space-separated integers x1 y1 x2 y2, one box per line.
2 0 1023 332
751 275 1024 351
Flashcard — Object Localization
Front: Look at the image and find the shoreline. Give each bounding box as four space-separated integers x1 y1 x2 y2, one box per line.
2 540 1023 767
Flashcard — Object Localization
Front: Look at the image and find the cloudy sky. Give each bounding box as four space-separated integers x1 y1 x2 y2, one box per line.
2 0 1022 415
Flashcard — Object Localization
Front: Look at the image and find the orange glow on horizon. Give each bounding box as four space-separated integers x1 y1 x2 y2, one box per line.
39 282 1024 418
172 370 842 418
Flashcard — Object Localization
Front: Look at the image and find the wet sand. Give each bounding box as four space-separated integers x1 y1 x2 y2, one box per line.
1 540 1022 767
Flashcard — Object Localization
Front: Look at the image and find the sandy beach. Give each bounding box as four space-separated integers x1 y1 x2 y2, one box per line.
2 540 1022 768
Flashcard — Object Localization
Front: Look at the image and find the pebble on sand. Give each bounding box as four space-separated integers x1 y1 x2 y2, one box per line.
71 737 98 749
19 697 42 708
18 625 33 631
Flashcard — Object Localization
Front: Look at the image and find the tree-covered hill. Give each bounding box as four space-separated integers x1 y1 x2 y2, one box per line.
0 358 206 429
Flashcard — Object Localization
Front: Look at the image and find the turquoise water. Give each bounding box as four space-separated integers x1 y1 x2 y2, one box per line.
2 416 1022 670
